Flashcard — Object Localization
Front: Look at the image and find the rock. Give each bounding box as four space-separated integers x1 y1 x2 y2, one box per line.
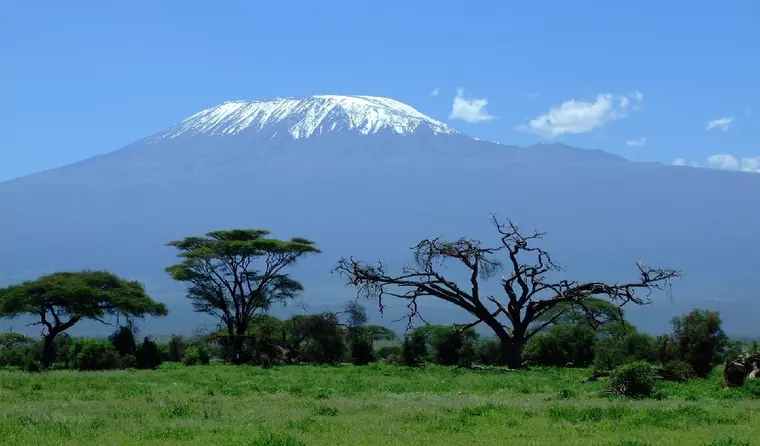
723 360 747 389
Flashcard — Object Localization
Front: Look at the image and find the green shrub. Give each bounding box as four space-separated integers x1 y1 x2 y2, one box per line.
167 335 187 362
136 337 162 370
349 335 374 366
24 360 43 373
609 361 656 398
524 323 596 367
401 330 428 366
182 346 211 366
68 339 120 371
109 326 137 357
375 345 401 362
120 354 138 369
661 359 696 382
669 309 728 378
476 339 501 365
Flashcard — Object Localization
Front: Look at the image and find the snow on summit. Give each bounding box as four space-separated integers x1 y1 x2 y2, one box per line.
155 95 457 140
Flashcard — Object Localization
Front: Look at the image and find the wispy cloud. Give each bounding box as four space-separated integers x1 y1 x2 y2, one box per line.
707 153 760 173
430 87 440 97
672 158 686 166
706 117 733 131
625 137 647 147
515 91 643 137
449 88 496 123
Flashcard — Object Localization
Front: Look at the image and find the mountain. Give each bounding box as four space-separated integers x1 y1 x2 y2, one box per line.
2 95 759 337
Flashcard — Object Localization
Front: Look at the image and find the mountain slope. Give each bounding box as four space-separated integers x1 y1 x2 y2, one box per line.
1 95 759 337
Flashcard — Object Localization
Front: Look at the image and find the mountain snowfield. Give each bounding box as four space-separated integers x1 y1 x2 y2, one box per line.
151 95 458 141
1 94 760 337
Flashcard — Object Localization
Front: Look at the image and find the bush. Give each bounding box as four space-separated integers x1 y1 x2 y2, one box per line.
24 360 43 373
109 326 137 357
167 335 187 362
182 346 211 366
430 326 478 367
669 309 728 378
609 361 656 398
136 337 162 370
476 339 501 365
401 330 428 366
524 323 596 367
595 331 657 370
349 334 374 366
661 359 696 382
68 339 120 371
120 354 138 369
374 345 401 362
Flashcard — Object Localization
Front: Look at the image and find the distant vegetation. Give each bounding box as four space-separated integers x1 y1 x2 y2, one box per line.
1 215 758 444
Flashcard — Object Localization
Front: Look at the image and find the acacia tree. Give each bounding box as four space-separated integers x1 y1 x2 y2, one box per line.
165 229 320 363
0 270 168 367
334 216 680 368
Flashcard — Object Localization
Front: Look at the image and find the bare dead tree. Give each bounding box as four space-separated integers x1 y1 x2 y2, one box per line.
332 215 681 368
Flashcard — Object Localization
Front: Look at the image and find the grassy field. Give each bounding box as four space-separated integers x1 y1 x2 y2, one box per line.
0 364 758 446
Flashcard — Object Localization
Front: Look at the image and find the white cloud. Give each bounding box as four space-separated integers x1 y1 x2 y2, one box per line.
625 137 647 147
672 158 686 166
706 117 733 131
449 88 496 123
516 91 642 137
707 153 760 173
430 87 440 97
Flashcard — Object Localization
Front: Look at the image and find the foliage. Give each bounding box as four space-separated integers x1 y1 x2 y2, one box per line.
661 359 696 381
136 337 162 370
165 229 320 363
429 325 479 367
609 361 656 398
109 326 137 357
401 329 428 366
0 270 167 366
348 334 374 366
594 323 657 370
0 333 38 368
524 322 596 367
374 345 401 362
167 335 187 362
669 309 728 378
67 339 120 371
182 345 211 366
120 354 138 369
476 338 501 365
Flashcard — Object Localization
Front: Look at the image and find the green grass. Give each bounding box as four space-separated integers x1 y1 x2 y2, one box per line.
0 363 758 445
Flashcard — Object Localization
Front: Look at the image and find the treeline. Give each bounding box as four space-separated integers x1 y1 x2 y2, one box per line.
2 302 756 384
0 218 757 385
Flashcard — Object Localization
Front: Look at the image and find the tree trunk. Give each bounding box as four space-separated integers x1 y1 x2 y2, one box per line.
41 334 56 368
498 336 525 369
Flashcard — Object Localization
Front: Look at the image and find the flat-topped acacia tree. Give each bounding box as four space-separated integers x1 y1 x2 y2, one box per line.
0 270 168 367
165 229 320 363
334 215 681 369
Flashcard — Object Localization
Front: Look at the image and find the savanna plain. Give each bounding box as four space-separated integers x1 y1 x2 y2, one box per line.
1 364 759 446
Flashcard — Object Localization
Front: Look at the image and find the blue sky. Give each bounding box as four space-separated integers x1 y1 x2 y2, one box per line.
3 0 759 181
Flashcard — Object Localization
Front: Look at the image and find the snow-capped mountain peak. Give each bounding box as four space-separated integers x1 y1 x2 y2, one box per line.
153 95 458 141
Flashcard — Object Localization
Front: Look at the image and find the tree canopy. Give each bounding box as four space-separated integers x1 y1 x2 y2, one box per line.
334 215 680 368
0 270 167 366
165 229 320 363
